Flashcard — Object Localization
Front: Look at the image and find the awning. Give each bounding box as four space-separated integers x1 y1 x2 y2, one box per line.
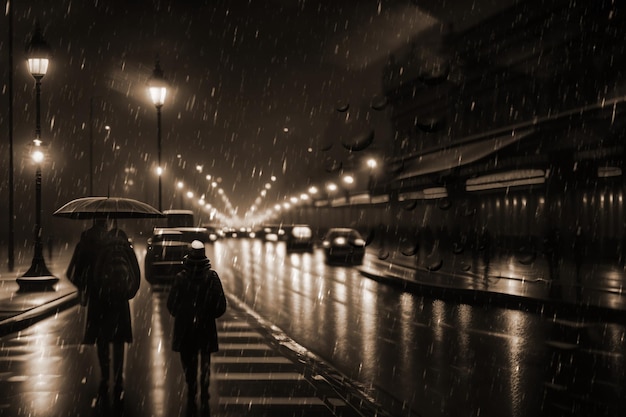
393 129 534 181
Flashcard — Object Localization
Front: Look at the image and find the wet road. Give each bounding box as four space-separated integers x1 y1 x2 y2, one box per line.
0 242 363 417
1 238 625 417
215 238 626 417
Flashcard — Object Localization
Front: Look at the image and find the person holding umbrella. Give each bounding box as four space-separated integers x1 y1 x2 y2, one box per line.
67 217 140 406
59 197 162 407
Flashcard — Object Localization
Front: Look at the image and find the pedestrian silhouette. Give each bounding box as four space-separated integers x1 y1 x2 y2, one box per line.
67 220 140 408
167 240 227 416
67 218 108 306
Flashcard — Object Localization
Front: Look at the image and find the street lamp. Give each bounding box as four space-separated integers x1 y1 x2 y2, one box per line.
367 157 378 201
148 59 168 211
18 23 58 291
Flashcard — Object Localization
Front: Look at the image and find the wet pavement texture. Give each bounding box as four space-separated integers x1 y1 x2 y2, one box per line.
359 244 626 319
0 249 379 417
1 241 626 416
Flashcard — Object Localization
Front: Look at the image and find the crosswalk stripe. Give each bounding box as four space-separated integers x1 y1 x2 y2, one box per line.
212 356 292 364
219 331 263 338
219 322 251 329
218 396 325 406
219 343 271 350
215 372 304 380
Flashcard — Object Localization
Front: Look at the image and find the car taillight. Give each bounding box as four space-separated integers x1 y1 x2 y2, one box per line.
352 238 365 246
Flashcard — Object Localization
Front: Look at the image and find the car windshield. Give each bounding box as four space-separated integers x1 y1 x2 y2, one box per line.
153 230 208 243
328 229 361 240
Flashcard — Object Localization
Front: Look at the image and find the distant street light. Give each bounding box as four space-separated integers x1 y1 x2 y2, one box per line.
367 157 378 201
177 181 184 208
148 58 168 211
18 23 58 291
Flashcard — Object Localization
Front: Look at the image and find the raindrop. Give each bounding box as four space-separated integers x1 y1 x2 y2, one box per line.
341 129 374 152
401 242 419 257
426 259 443 271
378 249 390 260
370 95 388 111
438 198 452 210
418 64 450 86
416 117 445 133
452 242 464 254
365 229 376 246
336 102 350 112
517 247 536 265
323 157 342 173
320 142 333 152
462 207 476 217
386 159 405 175
403 200 418 211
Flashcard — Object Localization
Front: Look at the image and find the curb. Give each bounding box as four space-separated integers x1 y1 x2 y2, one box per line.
0 291 79 337
357 266 626 323
224 293 408 417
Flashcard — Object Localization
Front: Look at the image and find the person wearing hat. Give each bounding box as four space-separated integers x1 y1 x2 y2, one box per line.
167 240 227 415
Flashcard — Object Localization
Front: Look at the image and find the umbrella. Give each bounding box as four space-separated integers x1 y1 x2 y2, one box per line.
53 197 165 219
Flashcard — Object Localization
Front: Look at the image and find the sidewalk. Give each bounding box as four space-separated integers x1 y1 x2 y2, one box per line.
0 249 78 336
358 245 626 320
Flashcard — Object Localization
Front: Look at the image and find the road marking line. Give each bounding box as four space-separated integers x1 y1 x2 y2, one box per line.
219 343 271 350
215 372 304 380
219 322 251 329
212 356 292 364
218 396 325 405
219 331 263 338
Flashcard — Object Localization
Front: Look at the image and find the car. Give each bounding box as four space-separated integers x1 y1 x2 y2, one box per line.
221 227 235 238
239 227 254 238
285 224 314 252
201 225 220 242
322 228 366 264
259 224 287 242
163 209 196 227
144 226 211 284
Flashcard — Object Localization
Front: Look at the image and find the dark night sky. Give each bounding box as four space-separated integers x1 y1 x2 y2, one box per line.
1 0 438 238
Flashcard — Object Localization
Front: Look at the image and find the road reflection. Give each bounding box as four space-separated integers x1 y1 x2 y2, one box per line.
213 238 626 416
20 320 59 415
148 292 168 416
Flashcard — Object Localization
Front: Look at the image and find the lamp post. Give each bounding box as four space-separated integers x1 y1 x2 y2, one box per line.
367 157 378 202
148 59 168 211
18 23 58 291
89 96 95 196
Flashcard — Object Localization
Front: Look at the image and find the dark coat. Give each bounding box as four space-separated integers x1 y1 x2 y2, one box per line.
67 224 107 293
167 257 227 353
67 226 140 344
